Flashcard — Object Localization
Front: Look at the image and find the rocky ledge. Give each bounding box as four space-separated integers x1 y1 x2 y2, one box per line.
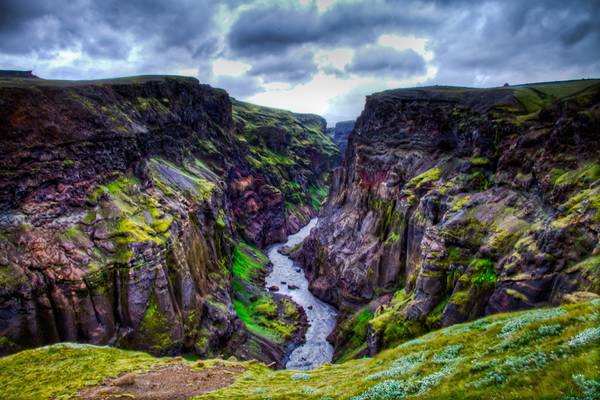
296 80 600 360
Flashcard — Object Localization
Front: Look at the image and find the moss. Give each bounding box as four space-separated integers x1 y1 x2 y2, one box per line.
0 264 27 291
337 308 374 362
63 158 74 167
405 167 442 190
450 194 472 212
231 242 268 283
442 217 487 249
137 297 175 352
385 231 400 244
470 156 489 167
554 162 600 188
63 225 85 241
82 211 96 224
554 186 600 227
254 297 278 318
149 158 216 202
230 242 298 343
468 170 491 191
308 184 328 210
470 258 497 287
233 297 294 343
505 288 529 302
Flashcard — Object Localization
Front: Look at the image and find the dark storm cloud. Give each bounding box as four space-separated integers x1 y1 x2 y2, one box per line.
0 0 219 60
227 1 435 57
428 0 600 85
227 0 600 86
248 49 318 84
346 47 426 78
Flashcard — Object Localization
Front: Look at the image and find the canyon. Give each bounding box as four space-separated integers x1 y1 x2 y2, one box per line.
0 74 337 366
0 74 599 399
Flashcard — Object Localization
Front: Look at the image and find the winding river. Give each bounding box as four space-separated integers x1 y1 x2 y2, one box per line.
265 219 338 370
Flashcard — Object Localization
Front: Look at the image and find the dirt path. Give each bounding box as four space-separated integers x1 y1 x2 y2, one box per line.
78 362 244 400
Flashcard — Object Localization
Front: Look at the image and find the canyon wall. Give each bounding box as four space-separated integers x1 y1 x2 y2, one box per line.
326 120 355 161
297 80 600 360
0 75 337 359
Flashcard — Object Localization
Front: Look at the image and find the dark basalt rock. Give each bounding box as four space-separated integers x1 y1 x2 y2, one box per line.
297 80 600 359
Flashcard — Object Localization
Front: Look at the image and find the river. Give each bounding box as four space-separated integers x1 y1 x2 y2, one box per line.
265 218 338 370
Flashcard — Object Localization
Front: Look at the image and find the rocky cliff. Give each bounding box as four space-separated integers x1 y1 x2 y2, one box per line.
297 80 600 360
326 120 355 162
0 74 337 361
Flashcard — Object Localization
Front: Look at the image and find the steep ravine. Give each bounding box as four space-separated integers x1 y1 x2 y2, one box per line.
0 74 338 364
296 80 600 361
266 218 337 370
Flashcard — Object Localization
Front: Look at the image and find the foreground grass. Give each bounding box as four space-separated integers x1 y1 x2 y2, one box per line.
0 343 161 399
1 301 598 399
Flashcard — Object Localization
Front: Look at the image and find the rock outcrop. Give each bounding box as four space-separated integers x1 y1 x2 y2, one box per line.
297 80 600 359
0 75 337 359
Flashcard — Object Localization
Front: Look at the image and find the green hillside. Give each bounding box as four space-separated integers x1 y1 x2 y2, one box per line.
1 300 598 399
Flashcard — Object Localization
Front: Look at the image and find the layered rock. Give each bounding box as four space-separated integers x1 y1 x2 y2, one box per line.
0 75 337 358
297 80 600 359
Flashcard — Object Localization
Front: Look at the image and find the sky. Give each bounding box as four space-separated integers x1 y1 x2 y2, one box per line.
1 0 599 125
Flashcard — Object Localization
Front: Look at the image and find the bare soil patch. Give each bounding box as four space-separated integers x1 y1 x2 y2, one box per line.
78 362 244 400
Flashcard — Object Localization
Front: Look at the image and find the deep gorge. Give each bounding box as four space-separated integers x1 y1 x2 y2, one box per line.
0 75 338 366
0 74 599 399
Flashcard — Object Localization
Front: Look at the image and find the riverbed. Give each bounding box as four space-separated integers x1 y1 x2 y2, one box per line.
265 219 337 370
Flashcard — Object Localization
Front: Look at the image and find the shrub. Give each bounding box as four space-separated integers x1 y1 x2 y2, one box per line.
291 372 311 381
564 326 600 349
432 344 463 364
366 351 426 380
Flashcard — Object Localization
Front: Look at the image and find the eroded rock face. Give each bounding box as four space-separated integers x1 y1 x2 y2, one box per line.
0 75 337 358
297 82 600 359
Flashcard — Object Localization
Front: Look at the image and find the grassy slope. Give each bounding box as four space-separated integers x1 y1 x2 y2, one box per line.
1 301 598 400
0 344 160 400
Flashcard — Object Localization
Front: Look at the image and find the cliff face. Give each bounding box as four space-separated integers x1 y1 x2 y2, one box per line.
297 80 600 360
0 75 337 359
326 120 355 162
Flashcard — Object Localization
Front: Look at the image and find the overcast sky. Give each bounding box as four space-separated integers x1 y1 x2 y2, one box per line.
1 0 599 124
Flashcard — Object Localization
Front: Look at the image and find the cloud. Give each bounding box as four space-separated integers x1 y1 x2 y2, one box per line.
226 1 436 57
346 46 427 78
0 0 220 61
1 0 600 125
211 74 264 98
248 49 318 84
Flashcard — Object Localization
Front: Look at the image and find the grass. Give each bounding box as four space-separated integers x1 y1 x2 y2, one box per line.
200 301 600 399
231 242 269 283
230 242 298 343
0 343 160 400
4 301 598 399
